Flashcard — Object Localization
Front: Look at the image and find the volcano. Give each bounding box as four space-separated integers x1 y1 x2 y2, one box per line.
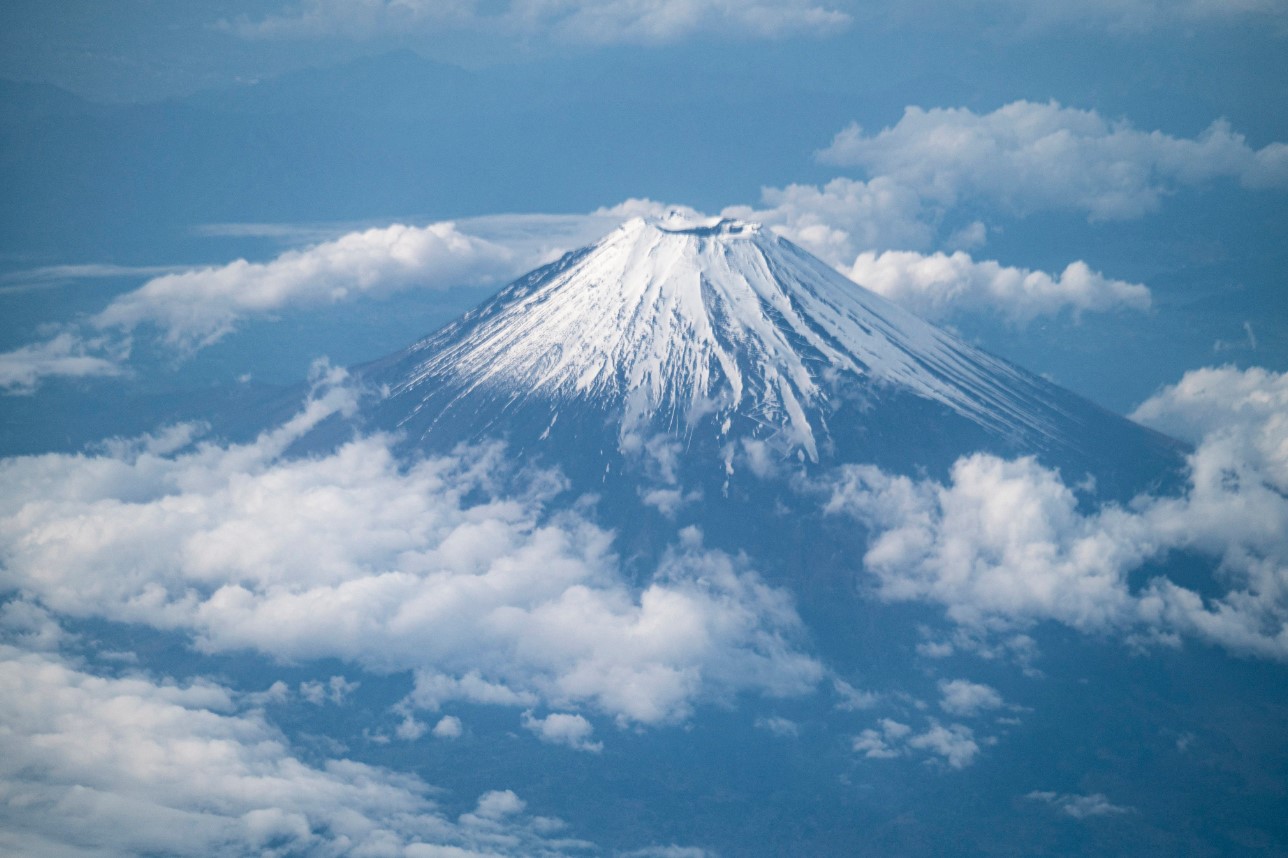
349 213 1181 499
271 214 1284 858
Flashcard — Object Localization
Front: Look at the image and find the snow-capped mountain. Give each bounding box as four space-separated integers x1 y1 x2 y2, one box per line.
354 213 1180 496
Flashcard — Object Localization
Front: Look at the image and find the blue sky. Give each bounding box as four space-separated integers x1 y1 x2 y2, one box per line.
2 2 1288 856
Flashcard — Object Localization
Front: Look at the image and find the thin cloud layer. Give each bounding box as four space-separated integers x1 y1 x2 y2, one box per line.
0 371 822 728
826 365 1288 659
1027 791 1133 819
226 0 851 43
0 644 582 858
845 249 1150 324
818 101 1288 221
0 332 125 393
93 221 517 350
977 0 1287 31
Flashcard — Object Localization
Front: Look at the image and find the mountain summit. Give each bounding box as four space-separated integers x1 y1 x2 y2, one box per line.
356 214 1180 494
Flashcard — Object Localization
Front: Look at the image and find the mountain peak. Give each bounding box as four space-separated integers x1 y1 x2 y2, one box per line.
629 212 763 237
377 217 1069 464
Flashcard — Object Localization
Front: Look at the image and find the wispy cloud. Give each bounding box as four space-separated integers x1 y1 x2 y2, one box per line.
223 0 851 44
973 0 1287 32
0 332 125 393
1027 791 1133 819
0 263 187 294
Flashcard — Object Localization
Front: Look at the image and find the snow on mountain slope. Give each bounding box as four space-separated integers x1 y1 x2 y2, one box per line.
378 213 1066 461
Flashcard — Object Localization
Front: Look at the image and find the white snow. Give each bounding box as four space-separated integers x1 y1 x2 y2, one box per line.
396 214 1057 458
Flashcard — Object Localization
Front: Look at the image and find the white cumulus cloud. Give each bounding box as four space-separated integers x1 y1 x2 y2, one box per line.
818 101 1288 221
845 249 1151 324
1132 365 1288 491
938 679 1004 717
826 366 1288 660
853 717 982 768
522 711 603 752
92 221 517 350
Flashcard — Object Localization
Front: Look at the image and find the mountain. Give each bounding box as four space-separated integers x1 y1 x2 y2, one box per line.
9 214 1283 857
272 215 1288 857
352 213 1182 499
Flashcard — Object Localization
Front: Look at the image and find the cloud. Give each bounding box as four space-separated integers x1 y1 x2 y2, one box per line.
92 221 518 350
722 176 935 260
0 376 822 728
225 0 851 43
0 643 579 858
1131 365 1288 491
938 679 1004 717
826 454 1145 632
0 332 125 394
906 720 981 769
1027 791 1133 819
718 170 1152 329
755 715 801 737
64 205 680 362
299 674 360 705
469 789 526 821
619 847 715 858
522 711 603 752
818 101 1288 221
826 367 1288 659
433 715 464 739
852 717 981 768
32 192 1146 371
844 250 1150 324
0 263 187 294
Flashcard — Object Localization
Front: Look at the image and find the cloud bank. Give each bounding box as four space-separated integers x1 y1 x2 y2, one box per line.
826 366 1288 659
1132 365 1288 490
0 332 125 393
818 101 1288 221
844 249 1150 324
0 643 585 857
0 370 821 728
93 222 517 350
